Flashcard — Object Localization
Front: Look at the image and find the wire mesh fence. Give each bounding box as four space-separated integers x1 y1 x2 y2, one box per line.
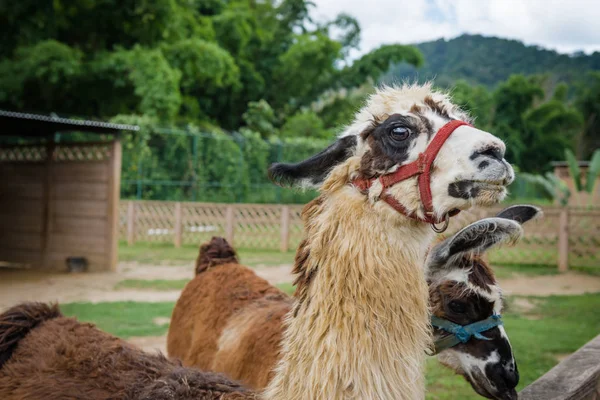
120 127 328 204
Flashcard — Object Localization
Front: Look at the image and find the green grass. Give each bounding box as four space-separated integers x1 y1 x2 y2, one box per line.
118 241 294 267
60 301 175 338
492 263 560 279
115 279 189 291
60 292 600 399
276 282 296 295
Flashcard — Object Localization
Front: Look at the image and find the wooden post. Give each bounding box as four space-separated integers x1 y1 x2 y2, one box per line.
558 208 569 272
225 206 235 244
280 206 290 252
127 201 136 246
106 139 122 272
174 202 182 248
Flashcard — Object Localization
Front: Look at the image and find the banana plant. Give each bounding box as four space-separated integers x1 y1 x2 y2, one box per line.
565 148 600 206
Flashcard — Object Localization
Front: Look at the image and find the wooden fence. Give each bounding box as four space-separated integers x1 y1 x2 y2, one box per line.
519 334 600 400
118 201 599 270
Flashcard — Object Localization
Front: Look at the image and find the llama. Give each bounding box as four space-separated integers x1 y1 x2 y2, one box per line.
175 83 515 399
0 302 256 400
168 205 539 400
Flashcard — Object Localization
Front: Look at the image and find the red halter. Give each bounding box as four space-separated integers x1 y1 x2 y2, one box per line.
352 120 471 232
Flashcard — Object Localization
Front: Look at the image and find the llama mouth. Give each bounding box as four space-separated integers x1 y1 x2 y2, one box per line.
448 180 507 201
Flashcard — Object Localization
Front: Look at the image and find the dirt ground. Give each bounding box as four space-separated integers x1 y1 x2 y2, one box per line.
2 261 599 354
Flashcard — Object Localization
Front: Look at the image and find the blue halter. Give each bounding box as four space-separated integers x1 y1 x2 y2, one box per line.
431 314 503 354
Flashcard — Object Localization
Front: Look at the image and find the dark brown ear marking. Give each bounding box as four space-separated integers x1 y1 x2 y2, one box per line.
424 95 451 119
495 205 541 225
268 135 357 188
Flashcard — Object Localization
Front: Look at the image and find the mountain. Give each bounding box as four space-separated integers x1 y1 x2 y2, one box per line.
384 34 600 88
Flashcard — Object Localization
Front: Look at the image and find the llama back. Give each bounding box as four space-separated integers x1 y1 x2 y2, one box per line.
0 302 253 400
168 237 290 387
0 302 62 369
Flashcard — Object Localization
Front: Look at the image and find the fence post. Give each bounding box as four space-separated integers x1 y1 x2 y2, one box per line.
225 206 235 244
558 208 569 272
280 206 290 252
127 201 136 246
174 202 182 248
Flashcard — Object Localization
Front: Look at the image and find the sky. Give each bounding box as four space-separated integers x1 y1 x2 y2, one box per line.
312 0 600 57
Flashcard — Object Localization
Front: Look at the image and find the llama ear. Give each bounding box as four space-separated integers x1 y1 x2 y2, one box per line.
427 218 523 269
495 205 542 225
268 135 357 188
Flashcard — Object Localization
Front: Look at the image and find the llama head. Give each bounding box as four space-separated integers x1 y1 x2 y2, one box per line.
427 205 541 400
269 83 514 225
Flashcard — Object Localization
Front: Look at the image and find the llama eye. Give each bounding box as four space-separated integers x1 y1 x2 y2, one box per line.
390 126 411 141
449 301 466 314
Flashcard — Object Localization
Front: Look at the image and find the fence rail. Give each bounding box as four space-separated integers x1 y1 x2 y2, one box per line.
119 201 599 269
519 334 600 400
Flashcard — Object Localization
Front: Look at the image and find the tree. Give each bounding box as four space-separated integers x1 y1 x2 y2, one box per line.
492 75 582 173
450 80 494 129
280 110 330 139
575 72 600 159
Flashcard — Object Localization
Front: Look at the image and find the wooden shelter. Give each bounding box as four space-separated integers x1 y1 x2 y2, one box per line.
0 110 138 272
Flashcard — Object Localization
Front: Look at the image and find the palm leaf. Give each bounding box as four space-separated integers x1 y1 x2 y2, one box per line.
565 149 582 192
545 172 571 206
585 149 600 193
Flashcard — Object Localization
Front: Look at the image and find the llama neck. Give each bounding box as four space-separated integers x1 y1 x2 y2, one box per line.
264 189 434 400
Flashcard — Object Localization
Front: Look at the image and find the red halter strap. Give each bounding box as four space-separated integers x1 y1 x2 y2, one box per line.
352 120 471 229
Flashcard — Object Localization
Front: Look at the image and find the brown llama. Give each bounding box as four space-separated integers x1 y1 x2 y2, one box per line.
168 83 515 399
168 205 539 400
0 302 255 400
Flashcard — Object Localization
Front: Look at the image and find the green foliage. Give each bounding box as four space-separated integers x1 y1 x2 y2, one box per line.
587 150 600 193
512 171 570 206
575 72 600 159
450 80 494 128
211 7 254 57
316 84 374 129
386 34 600 88
0 0 424 136
94 46 182 119
272 33 342 110
492 75 581 173
0 40 83 111
565 149 583 191
242 100 277 138
162 39 239 91
340 44 424 89
281 110 330 139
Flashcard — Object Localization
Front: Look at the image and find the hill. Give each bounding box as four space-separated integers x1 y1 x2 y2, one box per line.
384 34 600 88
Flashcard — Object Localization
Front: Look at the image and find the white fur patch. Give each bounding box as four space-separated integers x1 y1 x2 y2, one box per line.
434 267 503 310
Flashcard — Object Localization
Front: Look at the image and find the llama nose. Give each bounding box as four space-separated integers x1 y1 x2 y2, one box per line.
501 362 519 390
472 145 505 162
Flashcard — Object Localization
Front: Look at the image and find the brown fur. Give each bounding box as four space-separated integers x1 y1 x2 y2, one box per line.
196 236 240 274
0 302 254 400
168 238 291 391
0 302 62 368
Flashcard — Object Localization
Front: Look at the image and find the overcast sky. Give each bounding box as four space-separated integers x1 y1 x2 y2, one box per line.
312 0 600 57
